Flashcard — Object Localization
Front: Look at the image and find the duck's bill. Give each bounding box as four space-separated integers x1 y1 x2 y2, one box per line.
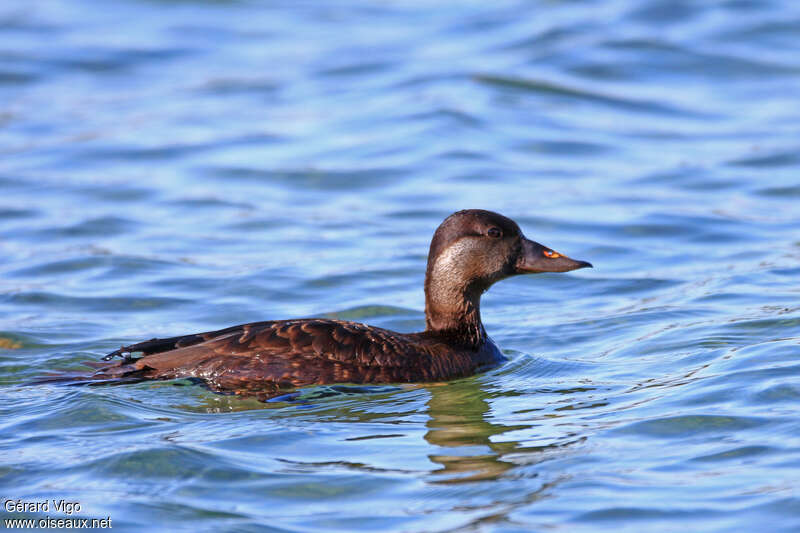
515 237 593 274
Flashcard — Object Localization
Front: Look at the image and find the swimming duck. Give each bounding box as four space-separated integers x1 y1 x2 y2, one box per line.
90 209 591 399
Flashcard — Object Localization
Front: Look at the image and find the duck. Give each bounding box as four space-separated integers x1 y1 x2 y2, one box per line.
85 209 591 399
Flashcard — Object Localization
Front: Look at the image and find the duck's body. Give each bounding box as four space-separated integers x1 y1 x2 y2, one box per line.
82 209 591 399
96 319 505 398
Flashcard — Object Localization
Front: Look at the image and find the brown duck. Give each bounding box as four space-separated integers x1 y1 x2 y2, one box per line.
82 210 591 399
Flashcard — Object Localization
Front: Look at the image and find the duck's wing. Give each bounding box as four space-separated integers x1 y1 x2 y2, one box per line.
96 319 432 395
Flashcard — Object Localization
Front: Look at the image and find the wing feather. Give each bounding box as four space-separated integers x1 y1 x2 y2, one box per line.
97 319 430 393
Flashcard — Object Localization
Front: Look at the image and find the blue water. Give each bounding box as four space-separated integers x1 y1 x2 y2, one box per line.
2 0 800 531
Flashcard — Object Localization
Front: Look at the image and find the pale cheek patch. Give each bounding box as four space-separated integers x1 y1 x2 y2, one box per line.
431 238 504 285
432 239 480 283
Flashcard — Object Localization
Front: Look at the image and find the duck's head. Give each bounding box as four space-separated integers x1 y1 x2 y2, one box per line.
424 209 591 338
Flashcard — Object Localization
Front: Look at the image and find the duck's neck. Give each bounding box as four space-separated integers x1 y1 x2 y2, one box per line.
424 278 487 349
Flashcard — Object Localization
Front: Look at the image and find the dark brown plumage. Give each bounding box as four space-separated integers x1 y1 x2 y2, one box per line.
66 209 592 399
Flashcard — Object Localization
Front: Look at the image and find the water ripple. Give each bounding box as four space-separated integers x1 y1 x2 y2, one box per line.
1 0 800 531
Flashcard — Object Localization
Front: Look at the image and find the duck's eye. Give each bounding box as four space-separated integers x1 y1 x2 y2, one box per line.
487 227 503 239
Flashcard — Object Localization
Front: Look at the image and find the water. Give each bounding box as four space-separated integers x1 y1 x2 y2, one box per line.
1 0 799 531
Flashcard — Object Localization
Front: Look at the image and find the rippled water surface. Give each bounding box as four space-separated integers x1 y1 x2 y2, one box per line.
2 0 800 531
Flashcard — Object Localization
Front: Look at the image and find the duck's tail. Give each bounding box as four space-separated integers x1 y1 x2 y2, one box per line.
27 360 150 387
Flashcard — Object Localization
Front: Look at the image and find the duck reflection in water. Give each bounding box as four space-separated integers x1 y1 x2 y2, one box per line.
186 376 578 491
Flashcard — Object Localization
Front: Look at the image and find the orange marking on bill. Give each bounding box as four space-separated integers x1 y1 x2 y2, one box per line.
543 250 561 258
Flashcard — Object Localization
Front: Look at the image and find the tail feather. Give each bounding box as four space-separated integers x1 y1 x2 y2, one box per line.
101 324 246 361
102 335 201 361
